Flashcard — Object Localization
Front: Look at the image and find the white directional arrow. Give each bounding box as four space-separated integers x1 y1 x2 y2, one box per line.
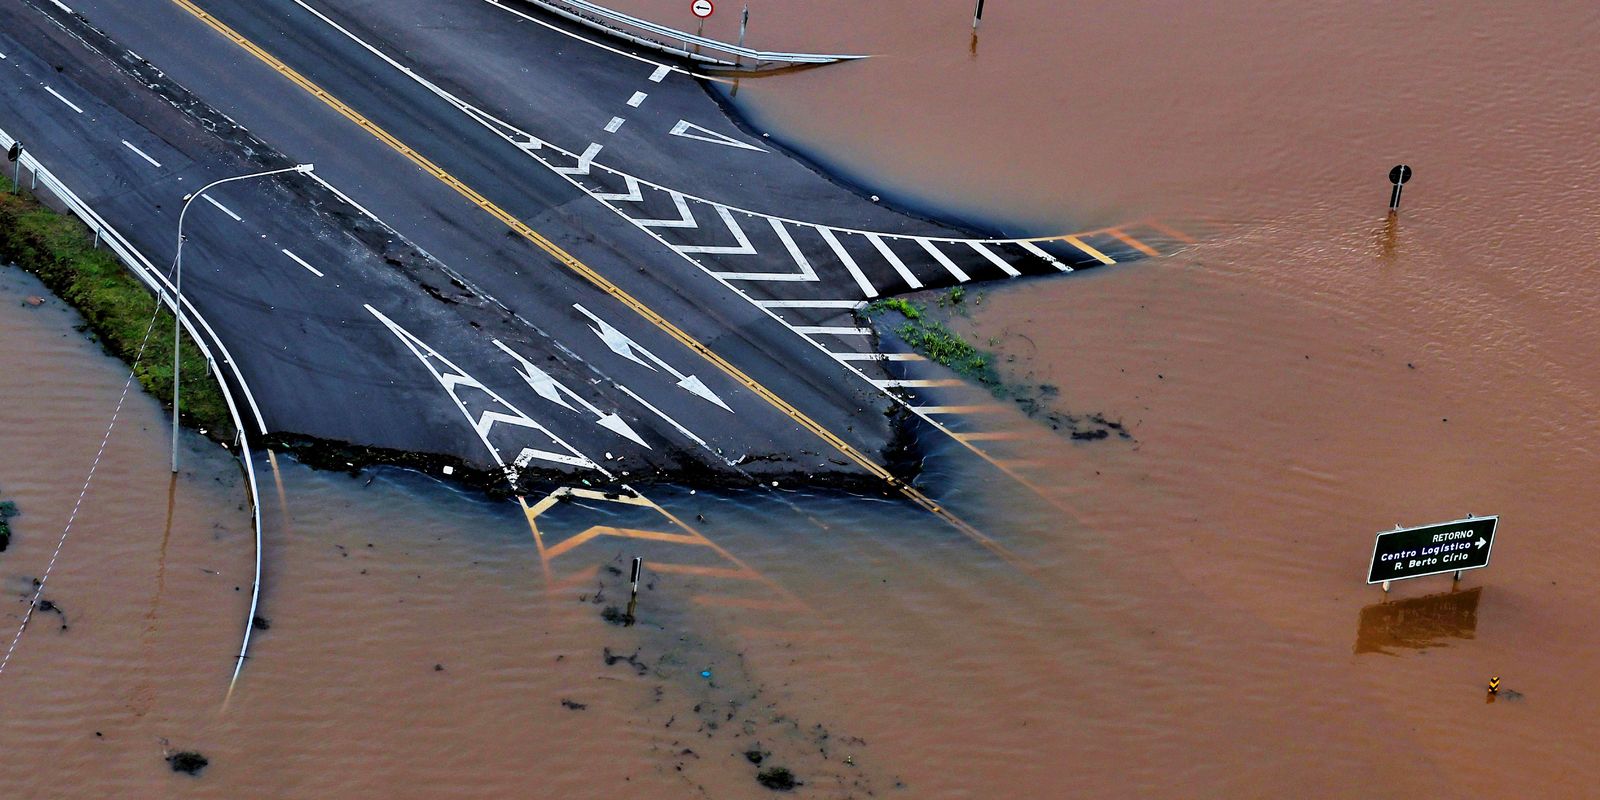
572 304 732 411
493 340 650 448
668 119 768 152
1476 537 1487 549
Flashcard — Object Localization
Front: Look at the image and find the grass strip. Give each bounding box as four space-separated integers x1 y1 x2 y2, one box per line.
864 297 1001 389
0 175 233 438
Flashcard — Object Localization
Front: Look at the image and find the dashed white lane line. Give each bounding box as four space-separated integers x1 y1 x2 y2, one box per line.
649 65 670 82
604 116 625 133
120 139 161 167
792 325 873 336
280 248 324 277
203 194 243 221
627 91 647 107
44 85 83 114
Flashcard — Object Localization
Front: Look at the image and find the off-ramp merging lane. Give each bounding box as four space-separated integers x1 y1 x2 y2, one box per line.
0 0 1180 585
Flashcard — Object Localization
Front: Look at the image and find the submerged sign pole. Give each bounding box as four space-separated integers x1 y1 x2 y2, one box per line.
1368 514 1496 592
1388 164 1412 211
973 0 987 29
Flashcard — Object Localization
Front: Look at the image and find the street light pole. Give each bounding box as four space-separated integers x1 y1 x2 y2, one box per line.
172 163 314 473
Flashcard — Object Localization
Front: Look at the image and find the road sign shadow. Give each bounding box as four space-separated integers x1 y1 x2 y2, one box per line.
1353 585 1482 656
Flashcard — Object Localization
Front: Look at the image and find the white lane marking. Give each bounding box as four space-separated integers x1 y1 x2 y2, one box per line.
203 194 243 221
553 141 602 175
649 64 671 82
493 339 649 447
44 85 83 114
668 119 767 152
634 190 697 228
793 326 873 336
604 116 625 133
834 352 925 361
120 140 162 168
916 238 971 282
617 384 711 451
673 206 755 254
1019 240 1072 272
365 305 603 474
866 232 923 289
573 304 732 411
756 299 861 309
627 91 648 107
0 51 8 60
280 249 325 278
816 227 878 298
872 378 963 388
968 242 1022 277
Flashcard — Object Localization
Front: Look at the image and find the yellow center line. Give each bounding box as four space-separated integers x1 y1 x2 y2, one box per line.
168 0 1023 568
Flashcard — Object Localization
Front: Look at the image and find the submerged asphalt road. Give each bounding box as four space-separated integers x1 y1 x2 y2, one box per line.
0 0 1169 494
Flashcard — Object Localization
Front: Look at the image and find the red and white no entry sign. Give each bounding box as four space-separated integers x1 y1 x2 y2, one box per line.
691 0 714 19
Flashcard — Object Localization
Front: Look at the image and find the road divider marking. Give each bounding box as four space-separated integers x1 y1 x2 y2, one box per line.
668 119 767 152
916 238 971 282
1108 228 1160 257
756 299 861 309
44 85 84 114
174 0 1017 567
1019 240 1071 272
203 194 242 221
280 248 324 277
872 378 964 388
817 227 878 298
120 139 161 167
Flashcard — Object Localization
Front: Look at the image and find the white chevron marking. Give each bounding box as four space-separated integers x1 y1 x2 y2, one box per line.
634 190 697 228
594 174 643 202
1019 240 1073 272
916 238 971 282
673 206 756 254
709 218 820 281
554 142 602 175
968 242 1022 277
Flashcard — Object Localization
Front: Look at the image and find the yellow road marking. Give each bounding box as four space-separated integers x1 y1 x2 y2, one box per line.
547 563 601 592
650 563 759 580
1108 228 1161 257
692 595 804 612
918 404 1011 415
168 0 1017 568
544 525 705 560
952 430 1027 442
1062 235 1116 265
1143 219 1195 244
565 487 652 506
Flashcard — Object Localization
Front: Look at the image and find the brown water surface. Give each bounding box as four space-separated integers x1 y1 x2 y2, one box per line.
3 1 1599 797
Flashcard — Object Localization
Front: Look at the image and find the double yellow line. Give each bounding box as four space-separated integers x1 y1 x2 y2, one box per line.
168 0 1019 566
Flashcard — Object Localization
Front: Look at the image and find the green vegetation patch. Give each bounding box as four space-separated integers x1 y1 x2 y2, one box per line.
864 297 1000 388
0 176 232 438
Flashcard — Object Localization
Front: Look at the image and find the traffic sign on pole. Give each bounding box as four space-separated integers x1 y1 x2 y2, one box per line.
1367 515 1496 585
691 0 713 19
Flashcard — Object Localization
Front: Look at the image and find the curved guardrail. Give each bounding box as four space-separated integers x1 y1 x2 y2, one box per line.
1 125 267 693
502 0 868 67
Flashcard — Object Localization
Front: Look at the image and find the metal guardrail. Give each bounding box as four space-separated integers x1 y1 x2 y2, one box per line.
0 124 267 690
509 0 868 67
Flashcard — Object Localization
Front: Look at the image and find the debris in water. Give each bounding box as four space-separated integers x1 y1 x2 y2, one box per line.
744 748 766 765
561 698 588 710
251 615 271 630
166 750 209 776
757 766 798 791
600 606 629 625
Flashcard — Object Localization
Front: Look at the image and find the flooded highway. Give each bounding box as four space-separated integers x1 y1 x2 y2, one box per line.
3 0 1598 796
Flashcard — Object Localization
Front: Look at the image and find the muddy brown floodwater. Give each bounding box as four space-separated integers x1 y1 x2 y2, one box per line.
4 1 1600 797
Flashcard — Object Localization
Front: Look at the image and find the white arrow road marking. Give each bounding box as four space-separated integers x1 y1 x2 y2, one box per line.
366 305 603 476
493 339 650 448
573 304 732 411
668 119 768 152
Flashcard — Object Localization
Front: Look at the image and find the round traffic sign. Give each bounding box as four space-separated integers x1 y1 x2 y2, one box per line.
1389 164 1413 185
691 0 714 18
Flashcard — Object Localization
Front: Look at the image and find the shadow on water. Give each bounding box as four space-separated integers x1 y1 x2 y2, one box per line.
1353 585 1482 656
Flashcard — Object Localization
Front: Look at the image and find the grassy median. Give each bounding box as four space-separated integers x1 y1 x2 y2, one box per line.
863 294 1002 389
0 175 233 439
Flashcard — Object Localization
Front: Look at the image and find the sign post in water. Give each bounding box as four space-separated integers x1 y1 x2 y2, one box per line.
1388 163 1412 211
1368 515 1496 592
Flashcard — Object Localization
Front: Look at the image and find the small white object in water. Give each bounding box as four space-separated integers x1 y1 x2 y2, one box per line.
442 465 454 475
